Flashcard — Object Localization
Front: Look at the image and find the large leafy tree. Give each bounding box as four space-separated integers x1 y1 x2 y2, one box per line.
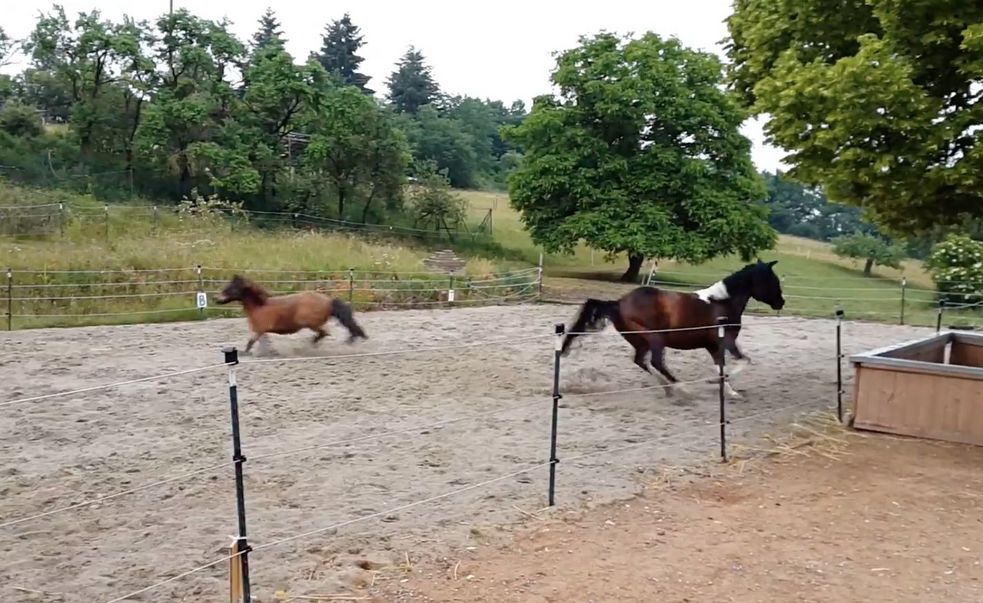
725 0 983 236
506 32 776 281
386 46 440 114
761 170 878 241
314 13 372 93
298 86 408 220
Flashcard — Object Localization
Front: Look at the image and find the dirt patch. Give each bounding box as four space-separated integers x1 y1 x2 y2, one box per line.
375 434 983 602
0 304 933 601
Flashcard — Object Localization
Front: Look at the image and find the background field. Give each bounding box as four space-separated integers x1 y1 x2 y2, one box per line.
1 183 981 330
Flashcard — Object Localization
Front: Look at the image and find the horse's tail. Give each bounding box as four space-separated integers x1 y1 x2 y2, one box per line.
331 298 368 342
560 298 620 357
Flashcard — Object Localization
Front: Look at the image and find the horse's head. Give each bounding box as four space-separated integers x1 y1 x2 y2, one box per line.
215 275 249 305
749 259 785 311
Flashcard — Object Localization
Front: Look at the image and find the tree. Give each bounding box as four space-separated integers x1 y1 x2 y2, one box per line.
725 1 983 236
831 233 906 277
0 102 43 138
505 32 776 281
251 7 285 53
314 13 371 93
761 170 879 241
300 86 408 219
407 159 467 233
386 46 440 114
0 26 17 67
397 105 478 188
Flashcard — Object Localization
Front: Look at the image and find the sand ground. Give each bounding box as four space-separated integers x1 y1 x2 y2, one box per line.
376 433 983 603
0 304 933 601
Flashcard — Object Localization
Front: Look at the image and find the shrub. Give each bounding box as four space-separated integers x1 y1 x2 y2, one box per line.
926 234 983 305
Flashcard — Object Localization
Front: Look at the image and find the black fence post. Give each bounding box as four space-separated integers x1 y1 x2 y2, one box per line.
716 316 728 462
347 268 354 304
835 308 844 423
899 277 907 325
58 203 64 237
153 205 160 234
223 347 252 603
6 268 12 331
936 300 945 333
548 323 564 506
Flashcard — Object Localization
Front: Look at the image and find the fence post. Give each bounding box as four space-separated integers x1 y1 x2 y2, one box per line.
196 265 206 319
936 300 945 333
6 268 11 331
448 274 455 304
223 347 252 603
716 316 728 462
899 277 907 325
835 308 844 423
548 323 564 506
153 206 159 234
104 204 109 241
347 268 354 303
58 203 64 237
537 253 544 301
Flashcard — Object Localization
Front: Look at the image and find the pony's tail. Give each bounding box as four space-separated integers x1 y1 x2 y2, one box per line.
331 298 368 343
560 298 620 357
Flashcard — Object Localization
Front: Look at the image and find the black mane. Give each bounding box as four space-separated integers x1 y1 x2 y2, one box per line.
720 263 762 297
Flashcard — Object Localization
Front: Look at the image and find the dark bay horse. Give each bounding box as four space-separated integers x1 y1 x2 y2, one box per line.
215 275 367 354
560 260 785 399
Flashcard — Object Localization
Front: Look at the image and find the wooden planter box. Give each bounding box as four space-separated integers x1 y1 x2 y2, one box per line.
849 331 983 446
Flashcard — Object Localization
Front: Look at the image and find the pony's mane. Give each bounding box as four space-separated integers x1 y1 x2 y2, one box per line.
238 277 270 304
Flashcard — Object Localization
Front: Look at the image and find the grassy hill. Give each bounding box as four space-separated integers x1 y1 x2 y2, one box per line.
1 182 979 330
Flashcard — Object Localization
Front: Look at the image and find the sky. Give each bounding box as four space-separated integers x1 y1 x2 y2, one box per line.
2 0 787 172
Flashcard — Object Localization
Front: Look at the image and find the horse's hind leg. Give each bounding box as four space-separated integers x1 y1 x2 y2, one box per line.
725 339 751 379
245 333 260 354
311 327 329 345
649 341 687 398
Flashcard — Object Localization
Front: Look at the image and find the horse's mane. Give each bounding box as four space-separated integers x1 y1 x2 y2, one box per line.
238 277 270 305
721 262 766 294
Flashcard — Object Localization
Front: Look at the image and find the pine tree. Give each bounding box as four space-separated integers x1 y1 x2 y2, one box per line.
314 13 372 94
386 46 440 115
251 7 285 53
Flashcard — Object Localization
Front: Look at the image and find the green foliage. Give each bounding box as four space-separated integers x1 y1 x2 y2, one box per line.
761 170 880 241
926 234 983 304
0 102 44 138
0 5 523 229
300 86 409 220
250 7 285 53
831 233 906 277
387 46 440 115
314 13 372 93
506 32 776 280
726 0 983 236
407 160 467 232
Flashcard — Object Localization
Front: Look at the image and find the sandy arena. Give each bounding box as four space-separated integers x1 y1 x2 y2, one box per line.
0 304 934 601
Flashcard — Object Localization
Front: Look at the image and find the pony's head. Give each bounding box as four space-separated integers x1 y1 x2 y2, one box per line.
747 259 785 311
215 275 268 305
724 260 784 311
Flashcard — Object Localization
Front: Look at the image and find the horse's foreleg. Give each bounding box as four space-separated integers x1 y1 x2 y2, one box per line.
706 344 743 400
245 334 259 354
725 339 751 379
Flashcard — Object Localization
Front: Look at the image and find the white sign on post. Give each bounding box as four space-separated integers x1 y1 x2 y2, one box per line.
447 289 455 303
196 292 208 309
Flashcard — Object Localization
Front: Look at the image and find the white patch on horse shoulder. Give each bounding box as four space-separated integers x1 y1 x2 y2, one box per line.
695 280 730 303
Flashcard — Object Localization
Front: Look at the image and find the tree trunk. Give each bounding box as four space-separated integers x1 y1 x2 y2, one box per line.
863 257 874 277
620 253 645 282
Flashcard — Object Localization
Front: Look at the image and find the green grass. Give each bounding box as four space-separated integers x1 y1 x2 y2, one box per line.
2 182 980 331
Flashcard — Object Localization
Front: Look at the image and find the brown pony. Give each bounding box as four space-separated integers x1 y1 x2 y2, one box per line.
215 275 367 353
560 260 785 399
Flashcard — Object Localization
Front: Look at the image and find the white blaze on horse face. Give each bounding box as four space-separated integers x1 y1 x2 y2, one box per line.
695 280 730 303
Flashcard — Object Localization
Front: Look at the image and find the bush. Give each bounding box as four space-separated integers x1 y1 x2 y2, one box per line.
926 234 983 305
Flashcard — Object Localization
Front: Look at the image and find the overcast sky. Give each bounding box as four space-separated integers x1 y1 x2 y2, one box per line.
3 0 787 172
